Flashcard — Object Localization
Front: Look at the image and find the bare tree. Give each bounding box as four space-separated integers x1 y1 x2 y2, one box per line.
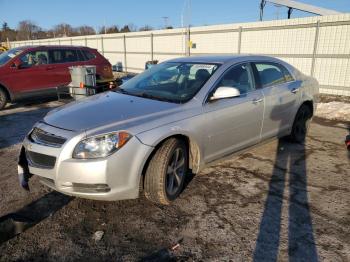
127 23 137 32
120 25 130 33
139 25 153 31
106 25 119 34
77 25 95 36
0 22 17 41
17 20 40 40
52 23 75 37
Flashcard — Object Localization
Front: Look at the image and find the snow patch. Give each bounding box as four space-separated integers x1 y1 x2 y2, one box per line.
315 102 350 122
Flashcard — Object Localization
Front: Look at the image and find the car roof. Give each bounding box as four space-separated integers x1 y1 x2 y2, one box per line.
14 45 89 50
167 55 282 65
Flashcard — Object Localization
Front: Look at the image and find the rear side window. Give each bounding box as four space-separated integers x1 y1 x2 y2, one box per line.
254 62 294 88
77 50 85 61
20 50 49 67
49 49 79 63
82 50 96 61
63 50 78 62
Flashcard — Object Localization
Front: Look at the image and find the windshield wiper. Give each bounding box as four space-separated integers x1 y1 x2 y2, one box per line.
135 92 178 103
114 88 178 103
114 87 131 95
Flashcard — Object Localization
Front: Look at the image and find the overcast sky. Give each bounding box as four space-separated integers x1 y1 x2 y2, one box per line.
1 0 349 30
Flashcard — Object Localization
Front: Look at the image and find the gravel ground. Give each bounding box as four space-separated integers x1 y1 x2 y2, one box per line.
0 98 349 261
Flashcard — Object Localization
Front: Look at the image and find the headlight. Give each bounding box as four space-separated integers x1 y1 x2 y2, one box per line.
73 131 132 159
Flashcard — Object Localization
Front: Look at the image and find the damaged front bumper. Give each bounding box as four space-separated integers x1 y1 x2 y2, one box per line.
17 146 32 191
17 122 154 201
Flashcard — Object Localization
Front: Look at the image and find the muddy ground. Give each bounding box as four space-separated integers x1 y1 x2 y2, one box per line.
0 98 349 261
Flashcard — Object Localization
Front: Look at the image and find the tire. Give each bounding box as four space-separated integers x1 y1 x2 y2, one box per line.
0 88 7 110
289 104 312 143
144 138 188 205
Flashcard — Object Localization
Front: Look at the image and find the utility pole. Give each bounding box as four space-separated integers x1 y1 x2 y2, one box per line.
162 16 169 29
181 0 191 56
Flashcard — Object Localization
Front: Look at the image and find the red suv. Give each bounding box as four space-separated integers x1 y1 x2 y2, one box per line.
0 45 114 109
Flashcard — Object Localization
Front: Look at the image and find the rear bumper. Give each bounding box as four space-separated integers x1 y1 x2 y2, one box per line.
20 123 153 201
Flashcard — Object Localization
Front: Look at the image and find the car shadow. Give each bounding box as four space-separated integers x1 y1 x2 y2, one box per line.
0 191 73 244
253 137 318 261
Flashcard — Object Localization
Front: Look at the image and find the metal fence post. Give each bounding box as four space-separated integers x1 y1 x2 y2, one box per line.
123 35 127 72
150 33 154 61
84 37 87 47
237 26 242 54
58 39 61 45
70 38 73 46
185 27 191 56
101 36 104 55
311 20 320 77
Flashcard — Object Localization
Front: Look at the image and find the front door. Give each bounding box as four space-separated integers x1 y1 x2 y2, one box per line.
10 50 54 95
203 63 264 162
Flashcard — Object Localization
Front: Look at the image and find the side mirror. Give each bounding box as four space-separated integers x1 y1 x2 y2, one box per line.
17 63 30 69
10 62 19 69
210 87 240 101
11 62 28 69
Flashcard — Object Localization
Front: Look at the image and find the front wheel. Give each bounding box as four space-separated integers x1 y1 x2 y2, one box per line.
289 104 312 143
0 88 8 110
144 138 188 205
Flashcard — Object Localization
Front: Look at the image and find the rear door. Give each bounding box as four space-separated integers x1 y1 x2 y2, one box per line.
203 62 264 162
253 62 301 139
11 49 53 94
48 49 84 86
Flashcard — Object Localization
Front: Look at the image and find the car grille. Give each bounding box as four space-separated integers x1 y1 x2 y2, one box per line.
26 150 56 169
30 128 66 147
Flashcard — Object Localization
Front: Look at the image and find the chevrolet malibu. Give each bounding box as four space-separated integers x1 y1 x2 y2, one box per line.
18 55 318 205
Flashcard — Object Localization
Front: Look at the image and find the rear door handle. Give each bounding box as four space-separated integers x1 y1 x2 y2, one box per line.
252 98 263 104
291 88 299 94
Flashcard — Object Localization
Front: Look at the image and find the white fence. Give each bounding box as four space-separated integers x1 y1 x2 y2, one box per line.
10 14 350 96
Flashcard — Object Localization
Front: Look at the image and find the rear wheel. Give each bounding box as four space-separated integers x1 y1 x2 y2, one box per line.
144 138 188 205
0 88 8 110
289 104 312 143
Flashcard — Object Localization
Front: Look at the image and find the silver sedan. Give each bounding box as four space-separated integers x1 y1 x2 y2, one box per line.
18 55 318 205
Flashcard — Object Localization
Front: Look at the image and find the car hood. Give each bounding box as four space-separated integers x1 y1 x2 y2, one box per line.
44 92 181 133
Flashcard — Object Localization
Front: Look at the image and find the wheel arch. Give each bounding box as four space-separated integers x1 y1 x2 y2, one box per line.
139 133 202 190
0 82 13 102
301 100 314 117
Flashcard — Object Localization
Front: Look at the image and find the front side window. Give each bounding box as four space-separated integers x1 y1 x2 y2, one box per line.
20 50 49 67
254 62 293 88
118 62 219 103
216 63 255 94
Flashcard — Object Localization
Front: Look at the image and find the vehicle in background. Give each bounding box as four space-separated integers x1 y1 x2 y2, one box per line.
0 45 114 109
0 45 9 54
145 60 158 70
18 55 318 205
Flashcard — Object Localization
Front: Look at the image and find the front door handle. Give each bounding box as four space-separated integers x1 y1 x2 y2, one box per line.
252 98 263 104
291 88 299 94
46 66 55 70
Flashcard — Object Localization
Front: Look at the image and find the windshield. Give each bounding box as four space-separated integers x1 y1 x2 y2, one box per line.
0 48 24 66
118 62 220 103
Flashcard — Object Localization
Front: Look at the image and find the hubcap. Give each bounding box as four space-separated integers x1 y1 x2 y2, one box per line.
166 148 185 196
